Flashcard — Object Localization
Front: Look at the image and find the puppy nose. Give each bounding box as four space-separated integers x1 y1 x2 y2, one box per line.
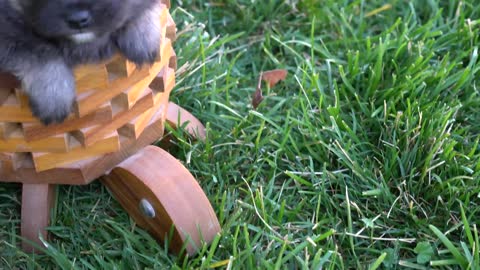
66 10 92 29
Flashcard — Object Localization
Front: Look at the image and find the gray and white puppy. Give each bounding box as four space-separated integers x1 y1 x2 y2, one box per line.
0 0 162 124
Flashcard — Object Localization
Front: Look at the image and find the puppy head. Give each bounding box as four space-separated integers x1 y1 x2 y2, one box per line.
9 0 156 43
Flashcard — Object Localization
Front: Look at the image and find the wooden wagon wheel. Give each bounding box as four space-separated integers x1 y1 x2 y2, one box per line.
102 146 220 256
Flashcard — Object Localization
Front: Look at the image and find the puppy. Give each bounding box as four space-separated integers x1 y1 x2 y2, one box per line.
0 0 163 124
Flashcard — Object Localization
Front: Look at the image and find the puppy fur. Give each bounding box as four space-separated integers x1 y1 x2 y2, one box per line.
0 0 162 124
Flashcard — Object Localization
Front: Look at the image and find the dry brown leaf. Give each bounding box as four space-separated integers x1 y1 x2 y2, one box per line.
262 69 288 88
252 69 287 110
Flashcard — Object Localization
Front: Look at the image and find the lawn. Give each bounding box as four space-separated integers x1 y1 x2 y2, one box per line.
1 0 480 269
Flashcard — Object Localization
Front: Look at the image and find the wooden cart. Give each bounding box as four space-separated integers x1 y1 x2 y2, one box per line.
0 1 220 256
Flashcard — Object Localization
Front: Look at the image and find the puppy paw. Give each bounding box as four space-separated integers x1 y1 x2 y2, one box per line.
21 61 76 125
115 4 162 66
28 93 74 125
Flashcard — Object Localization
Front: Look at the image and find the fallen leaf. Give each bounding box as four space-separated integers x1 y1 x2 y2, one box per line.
262 69 287 88
252 69 287 109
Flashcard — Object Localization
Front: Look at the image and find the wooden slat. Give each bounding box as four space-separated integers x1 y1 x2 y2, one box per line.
0 108 165 184
73 88 154 146
115 39 172 109
166 13 176 41
70 126 95 146
0 130 70 153
117 34 170 107
15 88 29 107
74 63 106 80
103 5 168 79
106 58 137 78
0 88 13 104
0 106 37 123
118 67 175 139
0 93 37 123
158 5 169 42
0 161 14 176
150 66 175 93
6 90 85 123
118 101 164 139
0 123 6 140
12 153 32 170
0 152 32 172
81 108 165 181
22 103 113 141
0 122 18 139
0 135 69 153
73 54 120 79
169 50 177 70
1 162 86 184
74 65 150 117
32 132 120 172
75 66 109 93
0 153 14 174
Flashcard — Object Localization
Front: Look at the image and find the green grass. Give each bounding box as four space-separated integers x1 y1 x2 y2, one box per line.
1 0 480 268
